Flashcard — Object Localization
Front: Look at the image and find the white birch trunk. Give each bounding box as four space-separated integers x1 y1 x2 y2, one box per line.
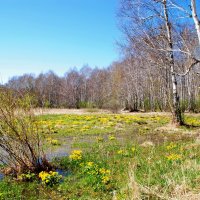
163 0 183 125
191 0 200 45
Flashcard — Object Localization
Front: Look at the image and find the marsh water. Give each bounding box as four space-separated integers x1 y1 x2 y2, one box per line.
0 127 195 181
0 131 146 180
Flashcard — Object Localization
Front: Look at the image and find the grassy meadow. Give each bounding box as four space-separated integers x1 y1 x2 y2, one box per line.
0 112 200 199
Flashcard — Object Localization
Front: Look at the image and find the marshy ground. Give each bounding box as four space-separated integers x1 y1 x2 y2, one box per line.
0 109 200 199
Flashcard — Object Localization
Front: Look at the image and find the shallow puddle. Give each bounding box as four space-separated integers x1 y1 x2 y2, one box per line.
0 173 3 180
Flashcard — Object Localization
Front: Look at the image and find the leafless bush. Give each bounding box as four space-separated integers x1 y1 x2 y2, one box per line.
0 89 52 175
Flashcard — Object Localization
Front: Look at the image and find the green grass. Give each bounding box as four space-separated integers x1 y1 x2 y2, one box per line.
0 113 200 199
184 114 200 127
36 113 170 136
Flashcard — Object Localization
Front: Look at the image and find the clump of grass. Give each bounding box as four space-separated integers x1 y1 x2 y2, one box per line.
134 141 200 198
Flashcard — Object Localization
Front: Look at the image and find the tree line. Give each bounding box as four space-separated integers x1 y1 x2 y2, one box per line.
3 57 200 113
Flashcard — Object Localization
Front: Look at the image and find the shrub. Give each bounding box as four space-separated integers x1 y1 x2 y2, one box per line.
0 89 52 176
17 171 36 182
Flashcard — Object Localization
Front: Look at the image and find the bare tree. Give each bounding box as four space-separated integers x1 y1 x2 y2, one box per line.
118 0 200 124
0 89 51 175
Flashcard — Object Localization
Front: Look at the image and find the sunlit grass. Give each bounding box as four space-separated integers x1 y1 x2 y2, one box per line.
36 113 170 137
0 113 200 199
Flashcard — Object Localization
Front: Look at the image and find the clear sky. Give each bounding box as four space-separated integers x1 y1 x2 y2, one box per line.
0 0 121 83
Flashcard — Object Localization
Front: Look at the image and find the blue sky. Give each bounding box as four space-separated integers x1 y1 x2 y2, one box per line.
0 0 121 83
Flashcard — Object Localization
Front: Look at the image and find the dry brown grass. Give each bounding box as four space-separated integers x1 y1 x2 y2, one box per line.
33 108 112 115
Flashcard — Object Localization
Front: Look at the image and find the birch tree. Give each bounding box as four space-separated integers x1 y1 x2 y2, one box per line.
118 0 200 125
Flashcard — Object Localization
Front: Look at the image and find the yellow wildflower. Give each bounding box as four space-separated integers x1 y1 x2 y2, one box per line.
102 175 110 184
39 171 62 186
99 168 110 174
166 143 177 150
96 137 104 142
117 149 124 154
69 150 82 161
87 162 94 167
99 168 106 174
131 147 136 153
51 139 60 145
109 135 116 140
39 171 49 181
166 153 181 161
